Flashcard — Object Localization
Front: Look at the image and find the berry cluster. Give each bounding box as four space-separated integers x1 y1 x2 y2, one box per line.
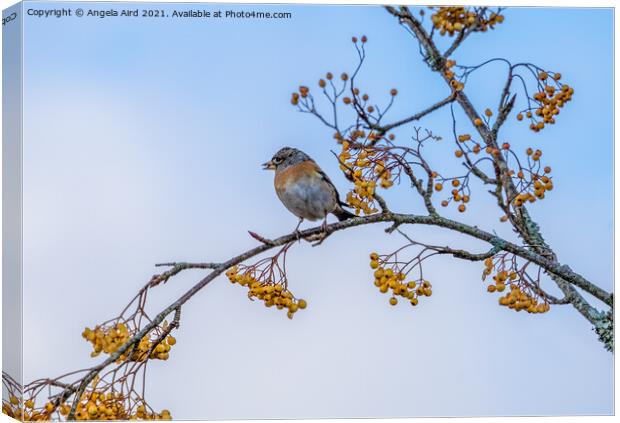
517 71 573 132
226 266 307 319
338 139 395 215
82 323 175 363
483 260 517 293
131 335 175 362
370 253 432 307
291 66 354 107
438 177 470 213
3 390 172 421
482 258 550 314
72 389 171 421
130 403 172 421
3 396 41 421
1 398 18 419
341 84 398 121
453 131 503 158
73 391 129 420
512 149 553 207
430 7 504 36
3 397 60 421
290 86 309 105
82 323 130 358
498 285 550 313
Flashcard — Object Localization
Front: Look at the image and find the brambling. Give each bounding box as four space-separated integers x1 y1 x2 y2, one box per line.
262 147 355 233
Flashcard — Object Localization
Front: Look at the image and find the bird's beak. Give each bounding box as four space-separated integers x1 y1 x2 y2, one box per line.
262 160 276 170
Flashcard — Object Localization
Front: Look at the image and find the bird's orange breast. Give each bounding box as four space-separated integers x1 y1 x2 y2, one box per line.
274 160 319 194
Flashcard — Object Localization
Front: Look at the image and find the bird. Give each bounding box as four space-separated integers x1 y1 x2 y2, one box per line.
262 147 355 234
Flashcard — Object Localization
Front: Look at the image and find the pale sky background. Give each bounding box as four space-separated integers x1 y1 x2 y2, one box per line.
6 1 615 418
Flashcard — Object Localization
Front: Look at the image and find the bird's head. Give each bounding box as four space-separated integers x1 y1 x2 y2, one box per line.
262 147 310 171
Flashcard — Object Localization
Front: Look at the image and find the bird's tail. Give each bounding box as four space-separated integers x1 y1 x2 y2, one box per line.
333 204 356 221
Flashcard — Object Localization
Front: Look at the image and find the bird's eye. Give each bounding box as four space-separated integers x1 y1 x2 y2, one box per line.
273 157 283 164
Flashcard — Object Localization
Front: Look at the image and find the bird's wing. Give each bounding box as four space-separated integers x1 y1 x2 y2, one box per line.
309 161 351 209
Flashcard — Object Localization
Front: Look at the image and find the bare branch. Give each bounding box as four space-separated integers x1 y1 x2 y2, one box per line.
150 262 221 287
431 244 501 262
384 5 612 326
373 92 456 133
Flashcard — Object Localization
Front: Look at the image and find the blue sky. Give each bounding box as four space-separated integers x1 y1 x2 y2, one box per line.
15 2 613 418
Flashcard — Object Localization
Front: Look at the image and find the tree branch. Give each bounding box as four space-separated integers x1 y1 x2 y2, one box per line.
384 5 612 327
150 262 221 287
372 93 456 133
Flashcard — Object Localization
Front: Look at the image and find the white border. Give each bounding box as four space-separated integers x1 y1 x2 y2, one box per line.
0 2 615 423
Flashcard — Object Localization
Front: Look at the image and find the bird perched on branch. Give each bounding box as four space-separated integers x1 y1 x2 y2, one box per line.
262 147 355 234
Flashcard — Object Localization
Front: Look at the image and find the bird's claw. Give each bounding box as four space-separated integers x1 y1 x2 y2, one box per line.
307 222 330 246
310 232 328 247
